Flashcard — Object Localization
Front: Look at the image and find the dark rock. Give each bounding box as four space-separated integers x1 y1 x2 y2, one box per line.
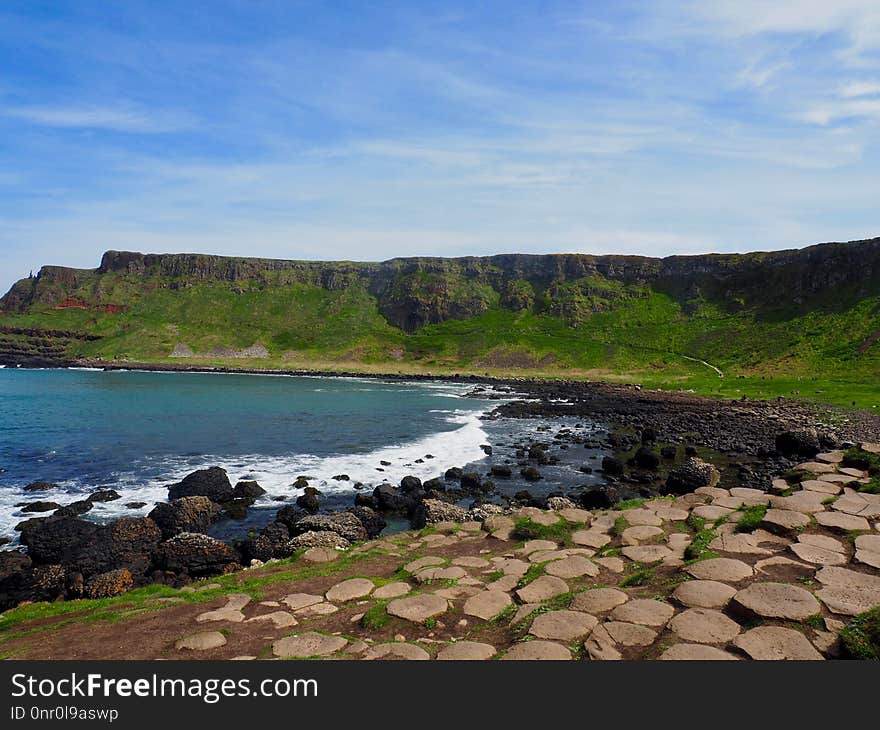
292 476 310 490
660 446 677 459
634 447 660 470
349 506 386 538
167 467 234 504
373 483 411 513
148 496 218 539
410 499 469 528
685 445 699 457
775 429 821 458
275 505 307 530
84 568 133 598
665 458 721 494
220 497 252 520
296 487 320 513
460 472 483 491
54 499 95 517
289 513 367 543
641 427 657 444
0 550 31 581
332 474 350 481
125 502 147 509
400 475 423 493
157 533 238 577
490 465 512 478
578 485 619 509
89 489 121 502
444 467 463 481
233 481 266 502
520 466 543 482
601 456 625 476
20 516 98 565
423 477 446 492
480 444 493 455
23 481 60 493
238 521 291 562
353 492 377 509
20 501 61 513
68 517 162 579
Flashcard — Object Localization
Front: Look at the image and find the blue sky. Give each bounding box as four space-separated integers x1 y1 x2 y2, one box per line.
2 0 880 293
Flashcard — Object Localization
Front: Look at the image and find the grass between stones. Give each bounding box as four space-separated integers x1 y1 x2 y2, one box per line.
735 504 769 533
683 527 719 563
620 564 655 588
839 606 880 659
511 517 576 546
613 498 647 511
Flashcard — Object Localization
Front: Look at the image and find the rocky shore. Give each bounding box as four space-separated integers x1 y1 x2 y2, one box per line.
1 442 879 660
2 379 880 642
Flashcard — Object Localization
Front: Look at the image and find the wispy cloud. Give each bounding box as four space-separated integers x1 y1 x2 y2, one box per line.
2 104 191 133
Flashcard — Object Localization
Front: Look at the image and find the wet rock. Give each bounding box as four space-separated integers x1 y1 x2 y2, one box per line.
775 429 821 458
290 513 367 543
275 505 307 531
296 487 321 513
665 458 721 494
89 489 121 503
148 496 218 539
400 476 422 493
19 516 98 565
460 472 483 491
520 466 542 482
20 501 61 513
168 466 234 504
232 481 266 502
23 481 60 493
410 499 469 528
157 533 239 577
373 483 413 513
349 506 386 538
601 456 625 476
53 499 94 517
634 447 660 470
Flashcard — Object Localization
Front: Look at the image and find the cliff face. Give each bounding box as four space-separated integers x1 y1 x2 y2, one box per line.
5 237 878 333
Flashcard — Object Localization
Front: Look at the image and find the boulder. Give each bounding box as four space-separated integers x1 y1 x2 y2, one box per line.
167 467 234 504
148 497 218 539
520 467 542 482
665 458 721 494
601 456 625 476
157 533 239 577
372 483 412 513
444 467 463 481
19 516 98 565
400 476 422 493
295 488 321 513
23 481 60 493
634 447 660 470
68 517 162 578
460 472 483 491
348 506 386 538
289 513 366 543
233 481 266 502
275 505 307 530
286 531 350 551
84 568 133 598
578 485 619 509
775 429 821 458
54 499 95 517
89 489 121 502
410 499 469 528
20 501 61 513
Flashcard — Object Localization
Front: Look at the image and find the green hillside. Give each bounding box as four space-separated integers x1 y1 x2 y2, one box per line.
2 243 880 407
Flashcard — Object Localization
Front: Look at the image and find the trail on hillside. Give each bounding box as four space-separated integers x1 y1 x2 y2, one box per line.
680 354 724 378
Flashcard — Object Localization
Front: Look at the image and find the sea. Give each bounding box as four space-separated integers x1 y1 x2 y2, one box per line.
0 368 607 542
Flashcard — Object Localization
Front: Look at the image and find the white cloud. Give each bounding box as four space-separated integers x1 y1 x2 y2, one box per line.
2 104 191 133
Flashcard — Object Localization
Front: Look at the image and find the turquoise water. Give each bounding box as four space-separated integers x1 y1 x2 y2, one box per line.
0 369 495 538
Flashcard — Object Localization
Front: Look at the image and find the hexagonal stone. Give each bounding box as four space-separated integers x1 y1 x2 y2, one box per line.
272 632 348 658
603 621 657 646
282 593 324 611
545 555 599 579
326 578 375 602
463 590 512 620
501 641 572 660
528 549 570 564
571 587 629 614
610 598 674 627
762 508 810 534
196 607 245 623
491 557 530 576
622 509 662 526
816 451 844 463
815 566 880 616
452 556 491 568
518 539 558 555
692 505 733 521
668 608 741 644
789 542 847 566
795 461 836 474
621 525 664 545
770 491 828 514
815 512 871 532
594 556 625 573
413 566 467 583
854 533 880 552
672 580 737 609
373 582 412 599
516 575 569 603
295 602 338 617
360 642 430 660
733 626 824 660
659 644 740 660
436 641 497 660
558 508 593 524
799 533 846 553
517 509 560 526
302 547 340 563
708 533 772 556
483 515 514 533
386 594 449 622
572 530 611 548
621 545 674 563
730 582 821 620
800 479 841 495
583 624 622 660
404 556 445 573
529 610 598 641
653 506 690 522
685 558 754 582
175 631 227 651
245 611 297 629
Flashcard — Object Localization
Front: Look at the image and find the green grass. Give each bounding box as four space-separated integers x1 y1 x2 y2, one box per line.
5 258 880 409
684 528 719 563
511 517 575 547
840 606 880 659
613 498 648 511
735 504 769 533
620 566 655 588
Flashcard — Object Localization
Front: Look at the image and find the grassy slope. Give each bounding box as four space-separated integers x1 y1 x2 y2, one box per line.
2 269 879 409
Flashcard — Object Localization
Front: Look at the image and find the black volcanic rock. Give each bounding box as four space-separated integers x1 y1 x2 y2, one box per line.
168 467 234 504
